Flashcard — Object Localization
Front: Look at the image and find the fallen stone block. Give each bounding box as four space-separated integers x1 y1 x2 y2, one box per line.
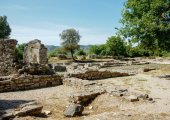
64 104 84 117
70 88 105 105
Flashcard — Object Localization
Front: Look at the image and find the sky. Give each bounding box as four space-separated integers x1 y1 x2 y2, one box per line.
0 0 126 45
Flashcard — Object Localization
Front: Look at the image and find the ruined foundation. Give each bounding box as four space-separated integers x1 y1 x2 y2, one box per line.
0 74 62 92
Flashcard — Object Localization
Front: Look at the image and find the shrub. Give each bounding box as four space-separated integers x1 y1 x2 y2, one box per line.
76 49 86 56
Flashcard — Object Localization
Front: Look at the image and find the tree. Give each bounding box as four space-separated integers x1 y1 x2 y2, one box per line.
106 36 127 56
0 16 11 39
59 28 80 60
120 0 170 51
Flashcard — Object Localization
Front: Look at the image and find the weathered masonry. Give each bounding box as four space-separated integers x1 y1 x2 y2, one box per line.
24 39 48 64
0 75 62 92
0 39 17 76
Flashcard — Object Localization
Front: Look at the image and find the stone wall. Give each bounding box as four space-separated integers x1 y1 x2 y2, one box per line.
69 70 131 80
0 39 17 76
0 74 62 92
24 39 48 64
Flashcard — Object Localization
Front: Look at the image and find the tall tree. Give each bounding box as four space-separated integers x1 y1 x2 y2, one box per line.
119 0 170 51
0 16 11 39
59 28 80 60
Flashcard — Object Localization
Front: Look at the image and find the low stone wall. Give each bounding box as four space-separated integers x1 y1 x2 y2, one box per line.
69 70 130 80
0 75 62 92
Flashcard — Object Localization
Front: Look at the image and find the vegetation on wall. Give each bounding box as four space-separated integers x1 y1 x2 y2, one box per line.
15 44 25 60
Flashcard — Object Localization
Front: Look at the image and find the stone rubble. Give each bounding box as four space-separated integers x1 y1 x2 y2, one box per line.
64 104 84 117
69 88 105 105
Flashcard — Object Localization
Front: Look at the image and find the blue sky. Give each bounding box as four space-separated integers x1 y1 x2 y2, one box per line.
0 0 126 45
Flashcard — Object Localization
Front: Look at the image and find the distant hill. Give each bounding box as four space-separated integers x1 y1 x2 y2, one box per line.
45 45 59 51
80 45 92 52
46 45 92 52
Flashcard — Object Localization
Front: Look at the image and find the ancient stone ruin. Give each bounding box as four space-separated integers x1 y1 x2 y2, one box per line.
0 39 157 119
24 39 48 64
0 39 62 92
0 39 17 76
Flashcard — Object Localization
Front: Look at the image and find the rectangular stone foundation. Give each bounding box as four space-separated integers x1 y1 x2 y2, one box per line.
0 75 62 92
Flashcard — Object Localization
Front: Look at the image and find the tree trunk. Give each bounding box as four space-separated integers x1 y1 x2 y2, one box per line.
70 49 75 61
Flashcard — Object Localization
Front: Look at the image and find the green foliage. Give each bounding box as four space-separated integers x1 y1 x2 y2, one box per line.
89 36 127 57
89 44 107 55
76 49 86 56
15 44 25 60
161 51 170 57
127 47 151 57
48 48 67 58
59 28 81 60
120 0 170 51
0 16 11 39
106 36 127 56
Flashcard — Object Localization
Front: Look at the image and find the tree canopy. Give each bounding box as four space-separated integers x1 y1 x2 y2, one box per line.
0 16 11 39
119 0 170 51
59 28 81 60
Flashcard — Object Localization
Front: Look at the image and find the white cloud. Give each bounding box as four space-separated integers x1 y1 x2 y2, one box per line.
10 24 114 46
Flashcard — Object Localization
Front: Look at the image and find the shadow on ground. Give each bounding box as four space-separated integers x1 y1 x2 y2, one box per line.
0 99 34 110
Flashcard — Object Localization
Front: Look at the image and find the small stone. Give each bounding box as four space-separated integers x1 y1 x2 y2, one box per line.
64 104 84 117
138 94 149 100
148 98 153 101
127 95 139 102
42 110 51 115
89 106 93 110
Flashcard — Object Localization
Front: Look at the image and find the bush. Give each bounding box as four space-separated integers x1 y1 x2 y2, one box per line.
89 44 110 56
76 49 86 56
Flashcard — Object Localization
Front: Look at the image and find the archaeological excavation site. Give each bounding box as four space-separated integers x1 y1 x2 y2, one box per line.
0 39 170 120
1 1 170 119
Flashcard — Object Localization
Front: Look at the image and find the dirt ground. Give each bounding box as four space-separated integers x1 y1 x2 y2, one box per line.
1 63 170 120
